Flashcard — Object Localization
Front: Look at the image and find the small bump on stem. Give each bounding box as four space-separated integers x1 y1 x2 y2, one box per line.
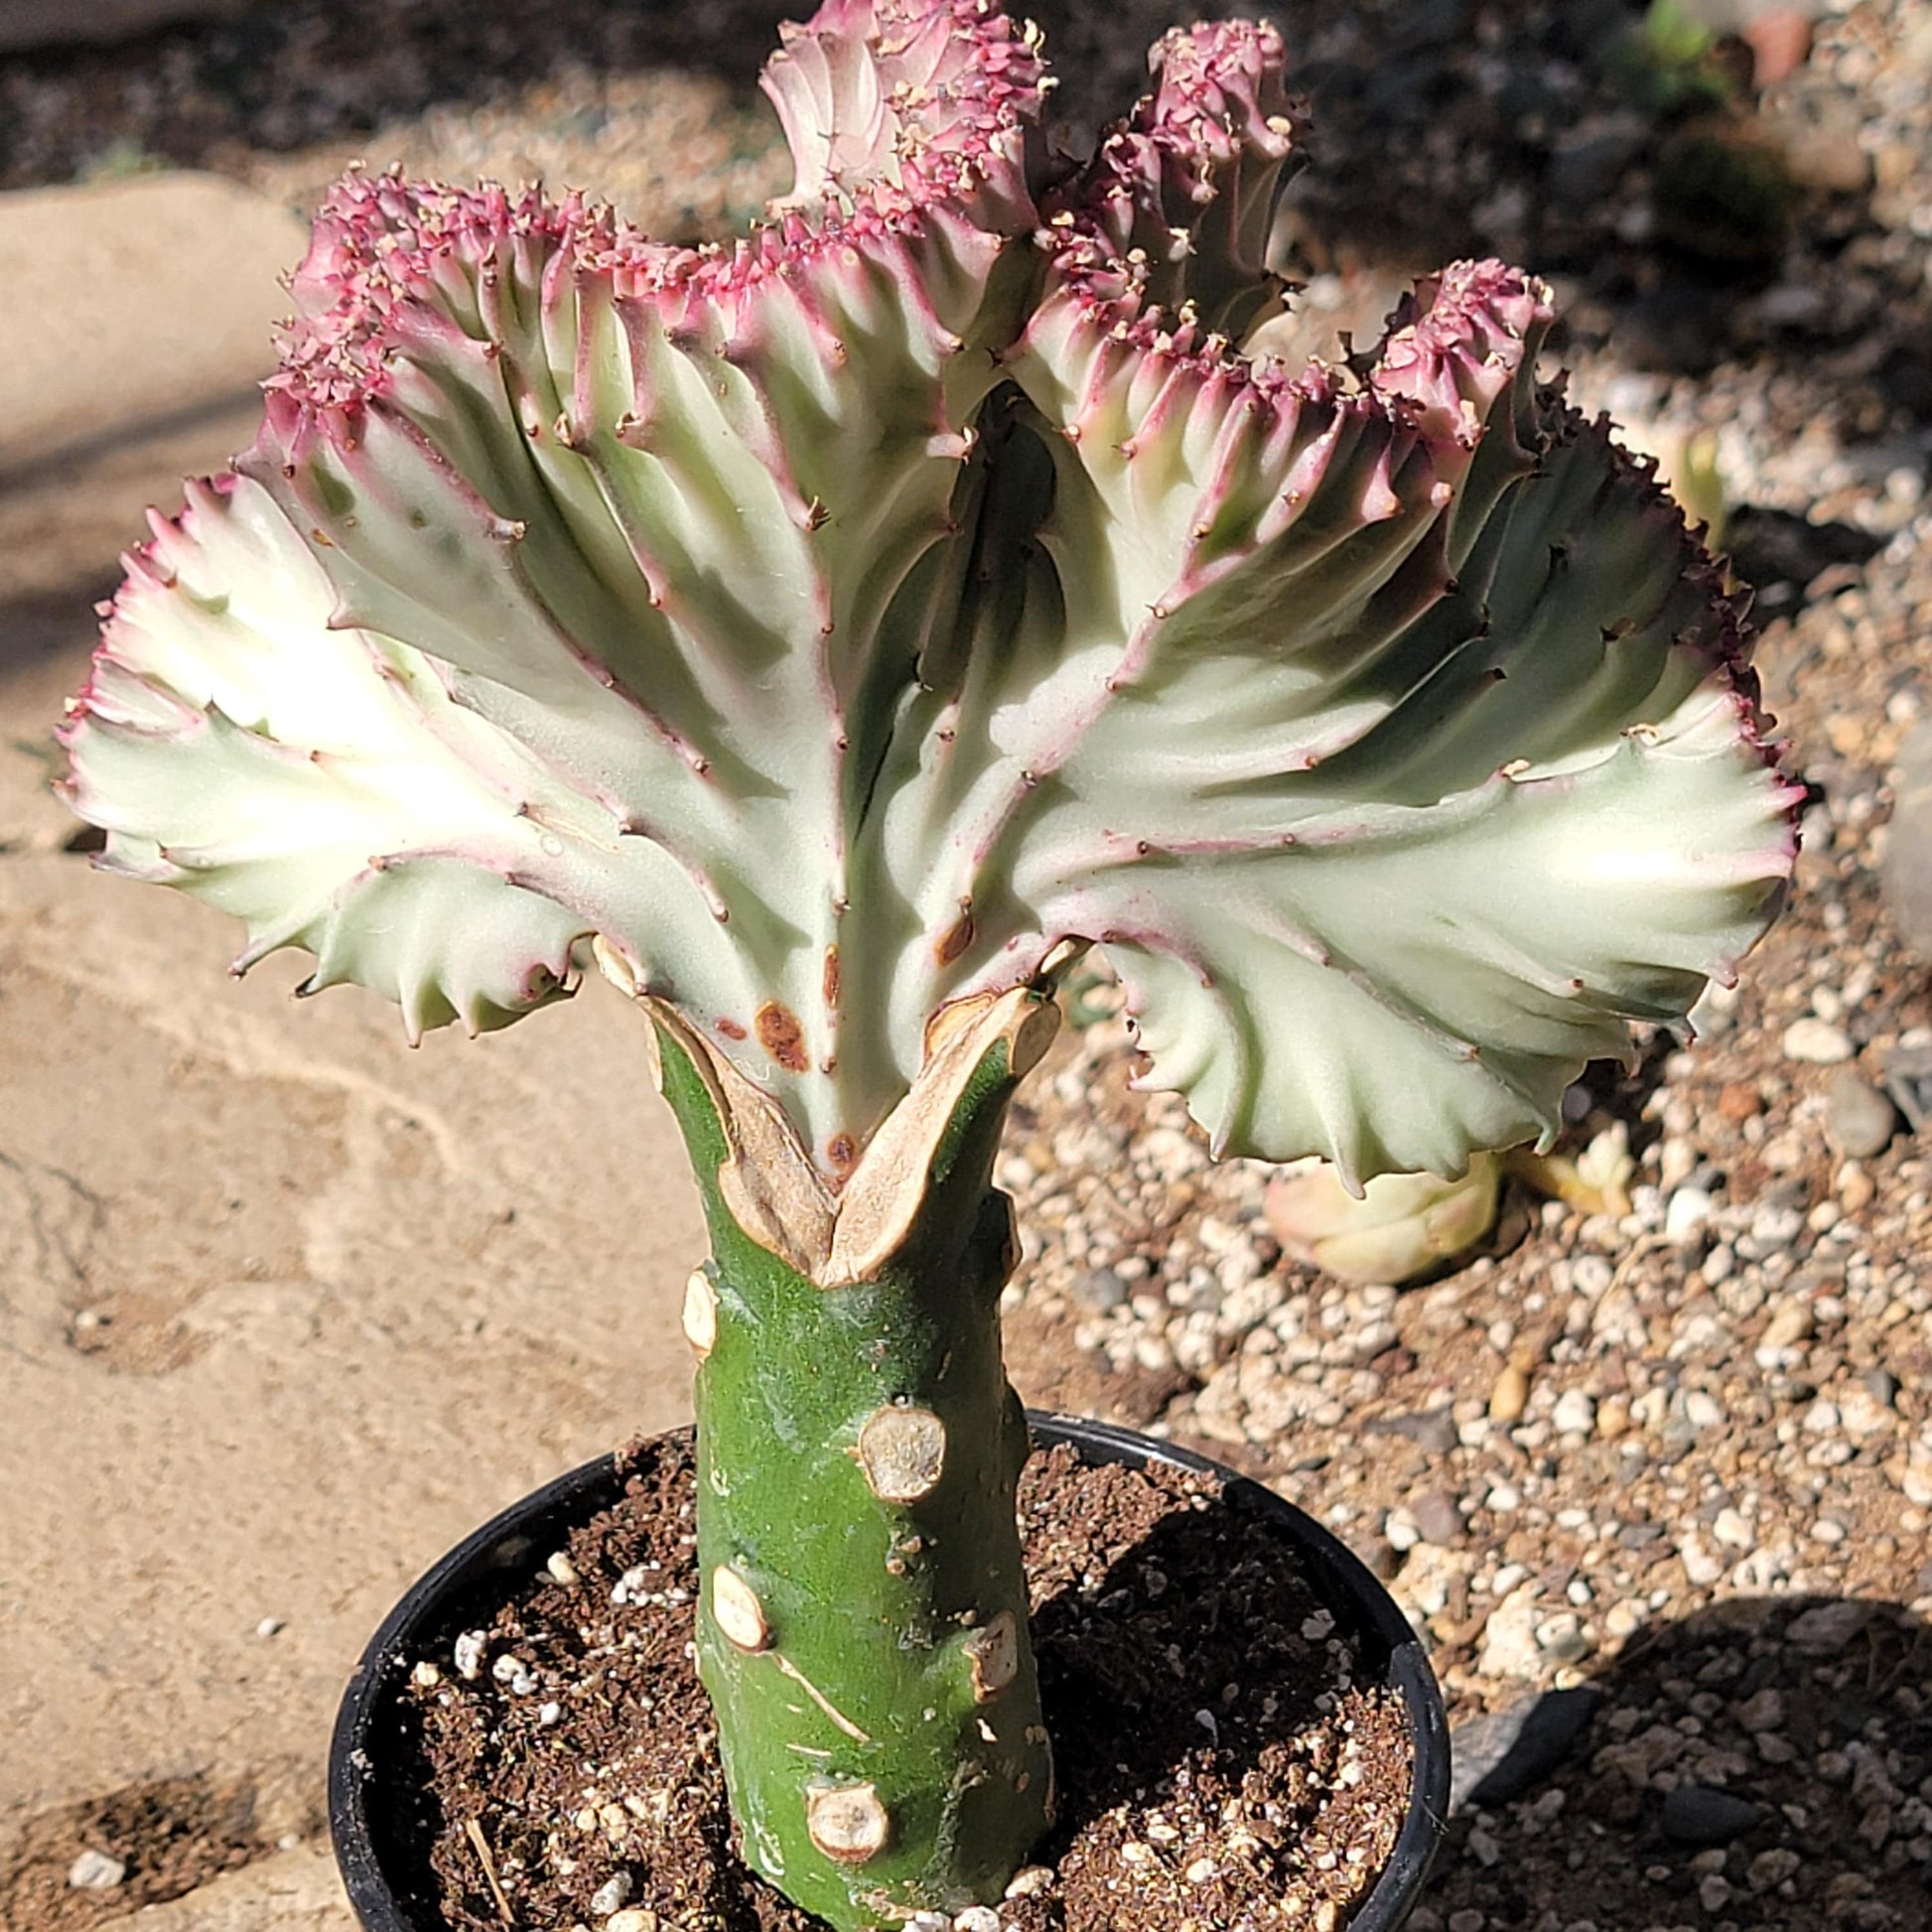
857 1404 947 1503
804 1781 891 1864
711 1564 770 1652
682 1268 718 1359
965 1608 1019 1701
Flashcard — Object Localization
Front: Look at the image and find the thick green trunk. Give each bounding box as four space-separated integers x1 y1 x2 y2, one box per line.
654 1015 1053 1930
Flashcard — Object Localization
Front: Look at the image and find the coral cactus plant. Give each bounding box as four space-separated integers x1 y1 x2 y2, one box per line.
59 1 1797 1923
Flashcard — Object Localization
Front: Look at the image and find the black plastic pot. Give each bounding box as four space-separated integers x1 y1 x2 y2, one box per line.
331 1412 1449 1932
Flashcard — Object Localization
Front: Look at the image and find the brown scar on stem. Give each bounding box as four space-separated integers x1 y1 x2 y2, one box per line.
935 910 975 966
757 1001 809 1073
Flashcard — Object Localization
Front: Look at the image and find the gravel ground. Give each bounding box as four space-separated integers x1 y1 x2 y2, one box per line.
8 1 1932 1929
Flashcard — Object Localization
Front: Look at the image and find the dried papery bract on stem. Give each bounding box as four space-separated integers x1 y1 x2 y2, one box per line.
59 0 1797 1924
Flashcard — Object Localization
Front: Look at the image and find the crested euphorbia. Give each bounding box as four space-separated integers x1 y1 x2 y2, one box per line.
61 2 1796 1924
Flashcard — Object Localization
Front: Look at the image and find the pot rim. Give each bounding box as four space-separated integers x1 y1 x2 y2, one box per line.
331 1410 1449 1932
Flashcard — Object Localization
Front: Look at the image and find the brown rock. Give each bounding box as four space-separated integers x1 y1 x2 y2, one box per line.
1489 1362 1531 1425
1412 1492 1466 1547
1595 1397 1633 1441
1718 1082 1764 1123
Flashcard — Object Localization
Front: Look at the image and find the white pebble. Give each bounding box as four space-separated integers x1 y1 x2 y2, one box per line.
1604 1598 1648 1640
1714 1508 1754 1551
1572 1255 1612 1296
67 1850 126 1890
1535 1611 1589 1664
491 1653 537 1695
1781 1018 1853 1064
1681 1532 1725 1587
1664 1187 1714 1241
1552 1389 1596 1436
1478 1585 1542 1678
590 1869 632 1915
453 1630 486 1680
954 1909 1002 1932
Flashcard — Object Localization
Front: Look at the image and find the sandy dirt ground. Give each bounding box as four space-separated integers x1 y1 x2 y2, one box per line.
0 169 706 1930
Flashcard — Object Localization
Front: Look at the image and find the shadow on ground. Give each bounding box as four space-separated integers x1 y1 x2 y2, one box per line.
1424 1591 1932 1932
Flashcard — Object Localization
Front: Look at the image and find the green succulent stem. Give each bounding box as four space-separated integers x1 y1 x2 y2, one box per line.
654 1013 1053 1930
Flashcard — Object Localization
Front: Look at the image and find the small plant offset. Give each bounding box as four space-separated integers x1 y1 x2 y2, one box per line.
62 2 1797 1924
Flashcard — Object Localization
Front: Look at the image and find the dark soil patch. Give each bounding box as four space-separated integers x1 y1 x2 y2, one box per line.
381 1432 1412 1931
0 1771 270 1932
1432 1595 1932 1932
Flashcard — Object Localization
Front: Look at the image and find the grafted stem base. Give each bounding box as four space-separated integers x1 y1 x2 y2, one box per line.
657 1018 1053 1928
